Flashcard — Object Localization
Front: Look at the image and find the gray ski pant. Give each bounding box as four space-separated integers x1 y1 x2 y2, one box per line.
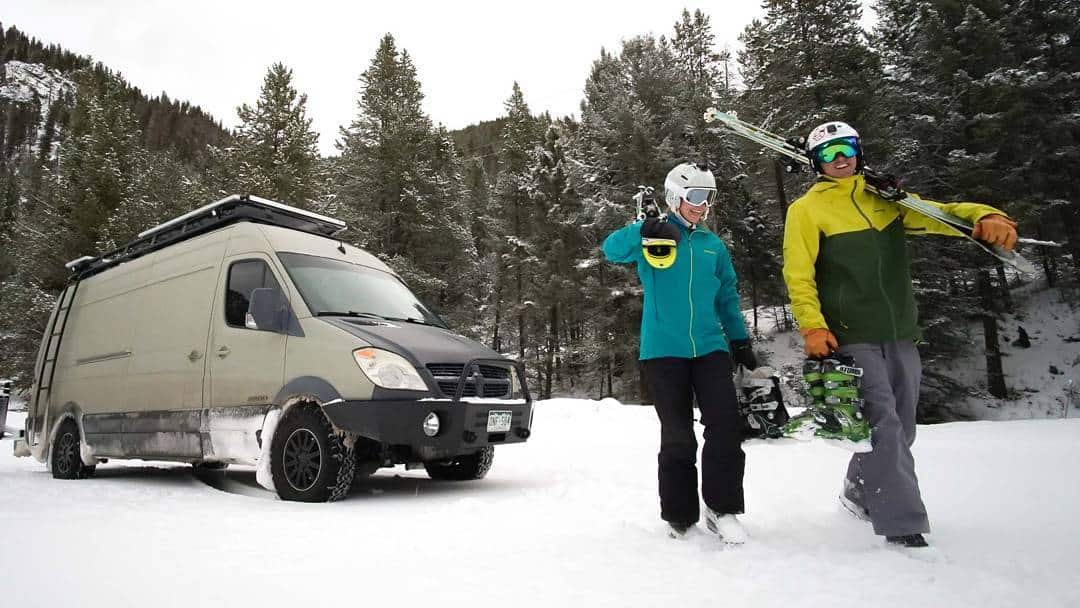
839 341 931 537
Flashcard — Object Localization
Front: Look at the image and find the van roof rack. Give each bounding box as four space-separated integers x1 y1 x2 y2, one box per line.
65 194 347 280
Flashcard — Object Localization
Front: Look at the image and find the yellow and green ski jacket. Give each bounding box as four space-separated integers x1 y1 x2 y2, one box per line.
782 174 1006 345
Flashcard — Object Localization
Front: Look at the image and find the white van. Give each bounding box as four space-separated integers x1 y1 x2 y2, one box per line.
12 195 533 502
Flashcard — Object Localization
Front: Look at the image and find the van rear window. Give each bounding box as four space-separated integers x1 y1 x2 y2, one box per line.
226 260 283 327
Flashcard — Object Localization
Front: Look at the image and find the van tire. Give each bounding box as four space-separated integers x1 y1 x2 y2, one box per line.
50 419 96 480
270 405 354 502
424 446 494 481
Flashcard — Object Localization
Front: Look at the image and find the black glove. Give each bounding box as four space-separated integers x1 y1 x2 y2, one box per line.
641 217 682 243
730 339 758 370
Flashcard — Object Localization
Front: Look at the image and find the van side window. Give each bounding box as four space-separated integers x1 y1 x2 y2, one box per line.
225 260 283 328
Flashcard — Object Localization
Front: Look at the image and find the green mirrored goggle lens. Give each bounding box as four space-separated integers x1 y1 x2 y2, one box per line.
814 138 859 163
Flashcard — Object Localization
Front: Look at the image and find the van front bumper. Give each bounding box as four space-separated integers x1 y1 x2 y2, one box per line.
322 398 533 451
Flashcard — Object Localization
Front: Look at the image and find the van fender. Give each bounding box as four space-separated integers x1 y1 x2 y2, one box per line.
272 377 342 409
256 377 344 492
45 403 97 467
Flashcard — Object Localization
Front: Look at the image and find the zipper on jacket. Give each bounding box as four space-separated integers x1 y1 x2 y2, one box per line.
688 230 698 357
848 181 898 339
651 267 660 322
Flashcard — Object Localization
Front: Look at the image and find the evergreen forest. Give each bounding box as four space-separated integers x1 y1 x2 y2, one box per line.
1 1 1078 420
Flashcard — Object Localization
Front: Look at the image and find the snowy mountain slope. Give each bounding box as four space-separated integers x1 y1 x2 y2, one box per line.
0 60 75 105
2 403 1078 607
0 60 75 159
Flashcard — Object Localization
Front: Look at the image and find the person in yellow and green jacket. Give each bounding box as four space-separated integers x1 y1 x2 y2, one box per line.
603 162 757 544
783 121 1018 550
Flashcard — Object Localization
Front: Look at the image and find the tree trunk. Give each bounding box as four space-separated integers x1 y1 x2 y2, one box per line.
491 275 503 352
994 261 1012 310
977 271 1007 398
1061 204 1080 286
517 266 525 361
543 304 557 400
605 355 613 398
750 266 759 335
639 360 650 404
1037 222 1056 287
773 158 789 222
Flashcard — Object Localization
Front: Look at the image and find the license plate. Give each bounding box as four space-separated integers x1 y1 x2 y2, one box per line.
486 410 513 432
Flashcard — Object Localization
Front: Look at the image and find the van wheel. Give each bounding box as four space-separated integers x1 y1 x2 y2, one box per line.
270 405 355 502
50 419 96 480
424 446 494 481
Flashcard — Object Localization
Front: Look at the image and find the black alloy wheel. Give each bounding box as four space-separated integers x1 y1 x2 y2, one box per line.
283 427 322 492
269 405 355 502
50 419 95 479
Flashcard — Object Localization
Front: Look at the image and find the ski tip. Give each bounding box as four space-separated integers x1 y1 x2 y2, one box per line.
702 107 735 123
1003 249 1039 276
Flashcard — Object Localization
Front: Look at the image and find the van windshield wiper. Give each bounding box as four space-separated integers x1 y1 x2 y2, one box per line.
382 316 443 328
316 311 444 328
315 311 387 320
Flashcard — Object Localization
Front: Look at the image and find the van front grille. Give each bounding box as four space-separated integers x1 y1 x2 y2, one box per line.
426 364 512 398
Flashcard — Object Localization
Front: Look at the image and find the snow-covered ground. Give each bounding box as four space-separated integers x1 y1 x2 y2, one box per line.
2 403 1078 608
945 285 1080 419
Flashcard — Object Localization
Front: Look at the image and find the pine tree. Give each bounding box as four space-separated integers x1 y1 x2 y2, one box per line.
335 34 479 332
211 62 322 208
528 123 584 398
491 82 540 361
95 148 214 252
738 0 882 137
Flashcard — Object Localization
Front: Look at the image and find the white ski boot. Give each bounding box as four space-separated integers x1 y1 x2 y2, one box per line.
704 508 748 545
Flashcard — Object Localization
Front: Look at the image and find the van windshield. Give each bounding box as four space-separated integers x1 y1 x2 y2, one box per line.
276 252 447 329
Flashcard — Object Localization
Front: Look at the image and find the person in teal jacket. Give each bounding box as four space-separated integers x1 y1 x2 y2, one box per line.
602 162 757 543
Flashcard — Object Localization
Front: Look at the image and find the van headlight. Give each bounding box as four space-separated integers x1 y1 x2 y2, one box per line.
352 348 428 391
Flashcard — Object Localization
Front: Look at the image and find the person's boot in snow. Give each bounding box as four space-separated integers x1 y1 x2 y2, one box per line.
839 479 870 521
839 494 871 522
705 508 748 544
886 534 929 548
667 521 694 539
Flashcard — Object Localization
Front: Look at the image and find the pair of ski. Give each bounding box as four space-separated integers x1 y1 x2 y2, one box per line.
702 108 1052 275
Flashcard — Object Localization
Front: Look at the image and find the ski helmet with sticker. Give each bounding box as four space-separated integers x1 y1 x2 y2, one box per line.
806 121 862 174
664 162 717 218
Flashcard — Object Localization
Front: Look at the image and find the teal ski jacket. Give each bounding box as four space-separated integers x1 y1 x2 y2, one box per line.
602 214 749 360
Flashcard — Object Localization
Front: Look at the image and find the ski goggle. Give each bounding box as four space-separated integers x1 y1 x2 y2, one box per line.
812 137 860 164
682 187 717 207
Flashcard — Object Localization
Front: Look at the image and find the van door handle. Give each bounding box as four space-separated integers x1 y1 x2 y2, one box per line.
188 350 203 362
216 346 231 358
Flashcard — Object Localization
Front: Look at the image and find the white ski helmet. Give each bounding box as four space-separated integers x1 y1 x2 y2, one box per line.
806 121 863 173
664 162 717 215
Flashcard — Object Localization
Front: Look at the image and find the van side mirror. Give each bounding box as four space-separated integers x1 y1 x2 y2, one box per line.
246 288 287 332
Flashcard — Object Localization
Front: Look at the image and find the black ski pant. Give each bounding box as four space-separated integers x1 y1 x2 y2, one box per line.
643 350 745 524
